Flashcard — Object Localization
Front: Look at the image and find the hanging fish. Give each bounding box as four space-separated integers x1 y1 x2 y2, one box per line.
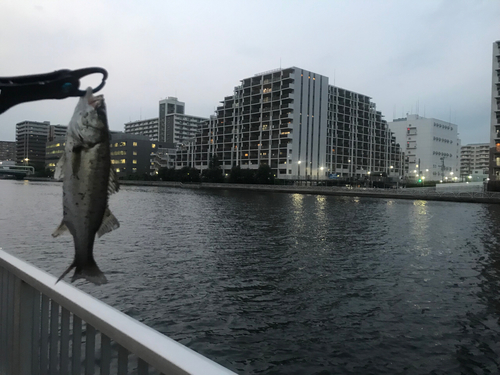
52 87 119 285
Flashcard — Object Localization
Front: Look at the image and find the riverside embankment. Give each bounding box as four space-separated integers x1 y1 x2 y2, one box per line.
23 177 499 204
115 179 500 204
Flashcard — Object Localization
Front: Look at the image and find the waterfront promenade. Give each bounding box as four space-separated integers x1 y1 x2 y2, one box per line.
115 180 500 204
23 177 500 204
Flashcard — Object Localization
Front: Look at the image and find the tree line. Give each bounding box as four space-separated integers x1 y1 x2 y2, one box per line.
124 156 277 184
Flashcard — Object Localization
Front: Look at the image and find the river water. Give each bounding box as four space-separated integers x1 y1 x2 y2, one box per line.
1 179 500 374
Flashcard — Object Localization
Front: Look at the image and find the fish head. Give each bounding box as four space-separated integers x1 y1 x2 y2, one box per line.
68 87 109 146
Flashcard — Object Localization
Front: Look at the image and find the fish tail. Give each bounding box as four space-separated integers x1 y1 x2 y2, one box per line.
56 262 76 284
71 263 108 285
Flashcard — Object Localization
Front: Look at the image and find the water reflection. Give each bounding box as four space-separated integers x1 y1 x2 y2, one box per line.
1 181 500 374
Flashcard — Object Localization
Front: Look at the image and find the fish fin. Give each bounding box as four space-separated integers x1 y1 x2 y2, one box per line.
56 262 75 284
52 220 69 237
97 207 120 238
71 264 108 285
54 153 66 180
108 167 120 195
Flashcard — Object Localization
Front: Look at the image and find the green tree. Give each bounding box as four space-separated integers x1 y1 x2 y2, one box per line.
202 155 224 183
158 167 178 181
255 164 275 184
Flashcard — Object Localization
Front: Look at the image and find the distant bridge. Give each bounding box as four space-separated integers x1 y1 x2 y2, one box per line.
0 165 35 178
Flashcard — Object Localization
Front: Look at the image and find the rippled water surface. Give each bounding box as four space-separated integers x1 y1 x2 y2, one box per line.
1 180 500 374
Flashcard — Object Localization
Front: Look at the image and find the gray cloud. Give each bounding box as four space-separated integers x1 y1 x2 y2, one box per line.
0 0 498 146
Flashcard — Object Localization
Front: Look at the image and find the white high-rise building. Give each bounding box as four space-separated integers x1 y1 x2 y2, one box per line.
489 41 500 181
124 118 159 141
177 67 402 181
460 143 489 178
388 114 461 181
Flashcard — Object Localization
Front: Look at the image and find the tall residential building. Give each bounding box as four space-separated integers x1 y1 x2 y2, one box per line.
16 121 66 168
176 67 402 181
489 40 500 181
388 114 461 181
460 143 489 178
0 141 16 161
124 97 208 145
123 118 159 141
158 97 207 145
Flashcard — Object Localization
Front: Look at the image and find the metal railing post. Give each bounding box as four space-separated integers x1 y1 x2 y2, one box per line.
12 278 36 375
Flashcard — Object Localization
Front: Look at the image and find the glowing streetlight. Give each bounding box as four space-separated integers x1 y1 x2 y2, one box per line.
298 160 301 164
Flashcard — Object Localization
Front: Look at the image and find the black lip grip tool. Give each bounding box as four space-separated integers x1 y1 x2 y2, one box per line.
0 67 108 114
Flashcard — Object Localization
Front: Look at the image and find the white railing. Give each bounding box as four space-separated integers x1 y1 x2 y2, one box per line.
0 249 236 375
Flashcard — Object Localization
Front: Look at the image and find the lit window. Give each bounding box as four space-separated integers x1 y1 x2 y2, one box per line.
115 168 120 173
120 142 127 147
152 144 156 148
133 168 137 172
133 142 138 146
133 160 137 164
133 151 137 155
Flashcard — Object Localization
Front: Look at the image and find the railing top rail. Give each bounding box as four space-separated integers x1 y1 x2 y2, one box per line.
0 249 236 375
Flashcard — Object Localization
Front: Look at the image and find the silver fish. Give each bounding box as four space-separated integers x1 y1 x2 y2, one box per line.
52 87 119 285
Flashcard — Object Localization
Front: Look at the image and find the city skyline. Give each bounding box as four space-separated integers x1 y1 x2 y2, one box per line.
0 0 498 145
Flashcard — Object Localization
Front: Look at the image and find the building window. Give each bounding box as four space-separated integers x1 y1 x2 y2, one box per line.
152 144 156 148
133 151 137 155
133 142 138 147
133 160 137 164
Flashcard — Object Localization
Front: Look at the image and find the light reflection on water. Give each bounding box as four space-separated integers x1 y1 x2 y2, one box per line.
1 180 500 374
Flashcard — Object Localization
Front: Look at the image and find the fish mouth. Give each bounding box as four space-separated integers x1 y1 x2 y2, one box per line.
88 94 104 108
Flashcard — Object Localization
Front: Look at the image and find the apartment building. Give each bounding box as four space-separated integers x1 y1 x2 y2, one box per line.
460 143 489 178
124 118 159 141
124 97 208 146
16 121 66 169
388 114 461 181
46 132 165 178
0 141 16 161
489 40 500 181
176 67 402 181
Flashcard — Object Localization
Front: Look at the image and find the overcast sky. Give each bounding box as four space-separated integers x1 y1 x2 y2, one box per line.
0 0 498 145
